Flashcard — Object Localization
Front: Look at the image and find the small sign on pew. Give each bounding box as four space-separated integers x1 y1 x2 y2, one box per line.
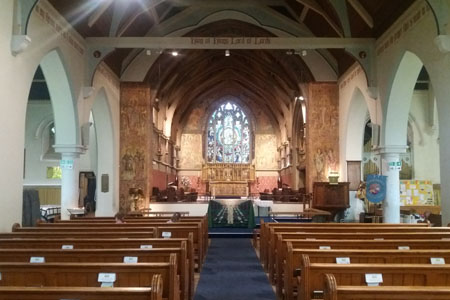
319 246 331 250
140 245 153 249
398 246 410 250
336 257 350 264
0 272 2 280
365 273 383 286
162 232 172 238
431 257 446 265
123 256 138 263
98 273 116 288
61 245 74 250
30 256 45 263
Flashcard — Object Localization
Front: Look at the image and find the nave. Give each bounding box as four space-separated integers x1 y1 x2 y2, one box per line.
194 238 275 300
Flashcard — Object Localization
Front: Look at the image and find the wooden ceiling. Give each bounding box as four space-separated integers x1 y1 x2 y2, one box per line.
48 0 415 77
47 0 415 131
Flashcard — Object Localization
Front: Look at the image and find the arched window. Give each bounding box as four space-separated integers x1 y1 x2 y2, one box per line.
206 102 250 163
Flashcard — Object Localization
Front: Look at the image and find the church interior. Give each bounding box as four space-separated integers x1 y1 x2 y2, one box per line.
2 0 450 299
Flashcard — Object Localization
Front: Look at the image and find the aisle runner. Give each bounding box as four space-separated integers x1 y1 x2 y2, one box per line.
194 238 275 300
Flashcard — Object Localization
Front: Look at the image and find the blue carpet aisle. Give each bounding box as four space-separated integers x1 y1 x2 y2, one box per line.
194 238 276 300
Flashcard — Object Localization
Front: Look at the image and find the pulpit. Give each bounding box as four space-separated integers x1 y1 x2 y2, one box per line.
312 182 349 220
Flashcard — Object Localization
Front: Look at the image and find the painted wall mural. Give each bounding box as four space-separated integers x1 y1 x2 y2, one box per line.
119 83 152 211
306 83 339 192
255 134 278 169
179 134 203 169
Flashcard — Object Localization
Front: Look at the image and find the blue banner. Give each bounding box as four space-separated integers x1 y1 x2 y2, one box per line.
366 174 387 204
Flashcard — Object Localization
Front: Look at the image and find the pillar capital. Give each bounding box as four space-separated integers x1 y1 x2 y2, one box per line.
53 144 87 158
374 145 408 156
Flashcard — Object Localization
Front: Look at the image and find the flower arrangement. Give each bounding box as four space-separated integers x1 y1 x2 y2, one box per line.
181 176 191 189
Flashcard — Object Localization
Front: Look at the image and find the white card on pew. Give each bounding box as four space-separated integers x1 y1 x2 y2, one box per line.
98 273 116 283
431 257 446 265
123 256 138 263
30 256 45 263
101 282 114 288
398 246 410 250
140 245 153 249
61 245 74 250
365 273 383 286
162 232 172 238
0 272 2 280
319 246 331 250
336 257 350 264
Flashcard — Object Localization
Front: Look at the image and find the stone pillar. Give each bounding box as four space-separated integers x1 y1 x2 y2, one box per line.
54 145 85 220
379 146 407 223
120 83 152 212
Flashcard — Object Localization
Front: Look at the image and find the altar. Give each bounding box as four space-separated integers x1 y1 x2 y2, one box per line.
202 163 255 197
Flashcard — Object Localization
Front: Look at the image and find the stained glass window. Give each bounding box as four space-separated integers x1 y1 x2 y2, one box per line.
207 102 250 163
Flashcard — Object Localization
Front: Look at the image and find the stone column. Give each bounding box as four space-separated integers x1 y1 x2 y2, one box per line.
379 146 407 223
54 145 86 220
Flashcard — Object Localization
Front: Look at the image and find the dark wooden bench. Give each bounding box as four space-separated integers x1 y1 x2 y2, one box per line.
273 238 450 298
0 259 179 300
259 221 429 269
38 221 207 267
0 285 163 300
0 247 190 300
323 273 450 300
300 257 450 300
270 231 450 286
283 247 450 300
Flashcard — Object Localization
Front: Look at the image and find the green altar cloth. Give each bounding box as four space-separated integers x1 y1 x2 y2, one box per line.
207 199 255 228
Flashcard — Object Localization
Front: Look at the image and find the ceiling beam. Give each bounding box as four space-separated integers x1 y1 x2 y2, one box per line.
329 0 351 37
117 0 166 37
347 0 374 28
300 7 309 22
295 0 343 37
109 1 129 37
88 0 113 28
87 36 374 49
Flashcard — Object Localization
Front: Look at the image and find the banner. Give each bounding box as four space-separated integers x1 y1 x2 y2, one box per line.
366 174 387 204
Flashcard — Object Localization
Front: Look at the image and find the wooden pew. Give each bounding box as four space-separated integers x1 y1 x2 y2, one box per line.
0 285 163 300
300 257 450 300
53 216 209 255
283 246 450 300
263 225 450 268
0 247 190 300
39 221 207 265
273 238 450 298
0 259 179 300
0 231 157 239
0 236 194 298
323 273 450 300
156 226 203 270
270 231 450 286
259 221 429 269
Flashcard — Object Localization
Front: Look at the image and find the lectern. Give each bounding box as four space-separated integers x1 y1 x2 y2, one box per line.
312 182 349 221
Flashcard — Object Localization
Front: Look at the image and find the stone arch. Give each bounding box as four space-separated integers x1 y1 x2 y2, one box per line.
345 87 369 161
382 50 423 147
91 87 117 216
38 49 78 146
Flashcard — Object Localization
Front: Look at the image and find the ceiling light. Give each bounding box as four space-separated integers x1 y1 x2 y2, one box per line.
171 50 178 57
299 96 304 101
225 50 230 57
